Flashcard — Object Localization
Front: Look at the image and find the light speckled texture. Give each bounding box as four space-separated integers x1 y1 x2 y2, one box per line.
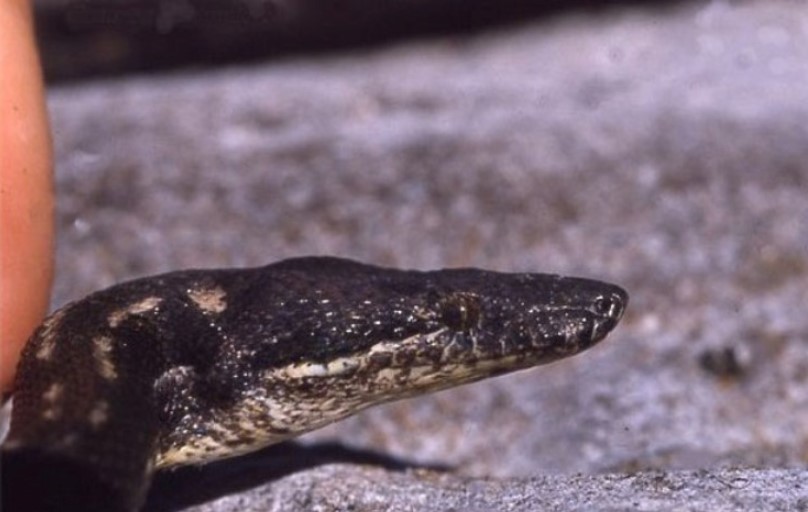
45 0 807 509
186 464 807 512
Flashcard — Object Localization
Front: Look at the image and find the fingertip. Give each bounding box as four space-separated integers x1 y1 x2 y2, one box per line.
0 0 54 393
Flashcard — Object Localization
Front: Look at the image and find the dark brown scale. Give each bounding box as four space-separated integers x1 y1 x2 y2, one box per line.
369 351 394 369
1 256 627 511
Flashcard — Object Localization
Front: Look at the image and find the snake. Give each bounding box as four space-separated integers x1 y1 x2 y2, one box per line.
0 256 627 511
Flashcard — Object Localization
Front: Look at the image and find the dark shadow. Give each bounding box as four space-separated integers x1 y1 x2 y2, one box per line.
36 0 687 83
142 440 452 512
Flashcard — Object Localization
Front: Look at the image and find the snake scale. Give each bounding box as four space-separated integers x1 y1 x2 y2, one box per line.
0 256 627 511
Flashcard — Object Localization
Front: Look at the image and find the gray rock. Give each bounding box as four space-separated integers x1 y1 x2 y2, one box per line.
185 465 808 512
46 0 808 509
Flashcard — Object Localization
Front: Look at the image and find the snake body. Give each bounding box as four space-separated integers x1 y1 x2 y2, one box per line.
1 256 627 511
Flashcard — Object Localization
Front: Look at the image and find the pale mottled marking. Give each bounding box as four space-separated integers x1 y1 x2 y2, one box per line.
93 336 118 381
107 296 163 328
88 401 109 428
42 382 65 419
35 338 56 362
42 383 64 404
42 404 62 421
376 368 398 383
34 309 67 361
187 286 228 314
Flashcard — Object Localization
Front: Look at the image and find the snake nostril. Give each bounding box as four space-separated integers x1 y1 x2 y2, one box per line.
592 296 612 316
592 293 624 319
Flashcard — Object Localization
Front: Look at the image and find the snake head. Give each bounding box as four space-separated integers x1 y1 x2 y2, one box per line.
153 258 628 469
193 258 631 443
415 268 628 371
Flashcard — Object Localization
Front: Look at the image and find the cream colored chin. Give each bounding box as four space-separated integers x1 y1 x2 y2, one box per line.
155 433 290 468
153 327 562 469
153 352 534 469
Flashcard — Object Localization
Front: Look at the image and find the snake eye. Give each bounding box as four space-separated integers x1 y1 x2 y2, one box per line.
440 293 481 332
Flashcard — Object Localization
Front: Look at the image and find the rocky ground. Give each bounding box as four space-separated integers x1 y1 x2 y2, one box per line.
43 0 808 510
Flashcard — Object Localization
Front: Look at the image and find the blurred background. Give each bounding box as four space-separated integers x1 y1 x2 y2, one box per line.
32 0 808 510
37 0 667 82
